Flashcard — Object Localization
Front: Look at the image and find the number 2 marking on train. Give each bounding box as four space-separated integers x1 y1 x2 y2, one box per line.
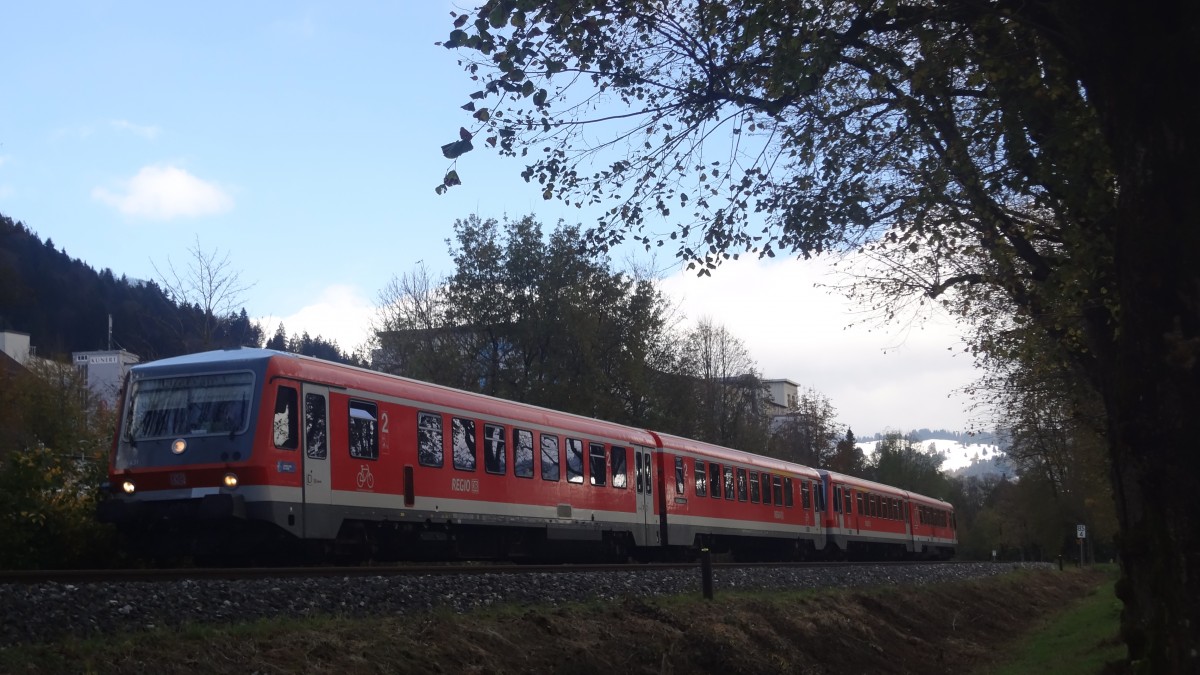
381 411 389 434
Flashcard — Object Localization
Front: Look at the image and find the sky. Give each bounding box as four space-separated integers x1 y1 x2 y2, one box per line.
0 2 986 435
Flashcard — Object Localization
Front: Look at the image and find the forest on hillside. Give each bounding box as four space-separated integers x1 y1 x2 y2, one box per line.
0 214 355 363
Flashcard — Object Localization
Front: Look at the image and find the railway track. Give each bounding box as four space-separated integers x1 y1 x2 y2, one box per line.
0 559 972 585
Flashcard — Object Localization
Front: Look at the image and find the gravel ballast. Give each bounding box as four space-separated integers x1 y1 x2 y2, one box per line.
0 562 1051 647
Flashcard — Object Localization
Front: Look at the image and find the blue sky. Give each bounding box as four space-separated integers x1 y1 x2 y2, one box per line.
1 2 982 434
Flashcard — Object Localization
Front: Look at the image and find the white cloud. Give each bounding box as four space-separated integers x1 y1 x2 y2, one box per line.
110 119 162 140
658 255 981 434
258 285 375 352
92 165 233 220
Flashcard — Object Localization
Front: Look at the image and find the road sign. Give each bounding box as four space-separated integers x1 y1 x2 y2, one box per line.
1077 524 1087 539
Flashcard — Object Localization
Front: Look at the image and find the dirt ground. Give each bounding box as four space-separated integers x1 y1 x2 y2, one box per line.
13 567 1116 675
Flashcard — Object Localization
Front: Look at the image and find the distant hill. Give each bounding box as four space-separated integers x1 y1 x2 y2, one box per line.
0 213 265 359
857 437 1010 478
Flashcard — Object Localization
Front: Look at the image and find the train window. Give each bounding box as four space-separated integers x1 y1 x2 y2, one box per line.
783 477 793 507
590 443 607 486
304 393 327 460
800 480 810 509
514 429 534 478
856 493 864 515
566 438 584 483
904 502 910 523
709 463 721 499
749 472 760 503
674 456 685 495
844 491 853 515
816 483 826 511
736 469 748 502
636 452 643 493
540 434 560 481
417 412 444 467
723 466 735 500
833 485 842 512
761 473 771 505
892 500 900 520
484 424 507 475
274 386 299 449
694 460 707 497
611 446 628 488
348 400 379 460
451 417 476 471
773 476 784 506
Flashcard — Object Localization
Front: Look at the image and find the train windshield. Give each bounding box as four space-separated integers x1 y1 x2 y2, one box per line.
125 372 255 441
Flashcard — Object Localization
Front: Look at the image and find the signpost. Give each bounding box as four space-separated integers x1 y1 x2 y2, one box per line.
1077 524 1087 566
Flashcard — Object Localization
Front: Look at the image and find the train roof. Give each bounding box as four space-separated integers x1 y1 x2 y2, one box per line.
652 431 821 478
818 468 954 508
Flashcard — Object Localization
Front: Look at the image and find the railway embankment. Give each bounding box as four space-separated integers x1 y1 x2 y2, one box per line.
0 563 1115 674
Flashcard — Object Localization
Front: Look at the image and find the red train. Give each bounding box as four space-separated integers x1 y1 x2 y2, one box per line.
98 349 956 562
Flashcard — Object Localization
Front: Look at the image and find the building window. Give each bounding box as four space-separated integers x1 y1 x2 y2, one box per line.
348 400 378 460
452 417 476 471
589 443 607 486
566 438 584 483
484 423 506 475
417 412 443 467
540 434 560 481
514 429 534 478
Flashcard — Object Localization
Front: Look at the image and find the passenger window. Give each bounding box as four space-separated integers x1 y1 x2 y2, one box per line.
636 452 643 493
540 434 560 481
514 429 534 478
761 473 771 505
801 480 810 509
451 417 476 471
783 477 793 507
566 438 584 483
736 469 748 501
694 460 707 497
611 446 628 488
304 393 327 459
348 400 378 460
709 463 721 499
417 412 443 467
484 423 506 475
589 443 607 486
749 472 760 503
857 493 865 515
723 466 735 500
833 485 842 512
845 491 853 515
273 385 299 449
675 456 685 495
773 476 783 506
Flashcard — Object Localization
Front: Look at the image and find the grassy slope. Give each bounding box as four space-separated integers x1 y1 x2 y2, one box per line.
0 567 1119 675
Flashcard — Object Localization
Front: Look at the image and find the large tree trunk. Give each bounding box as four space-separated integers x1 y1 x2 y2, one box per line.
1080 2 1200 669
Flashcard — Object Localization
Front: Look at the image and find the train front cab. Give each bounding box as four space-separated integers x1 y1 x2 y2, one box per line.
97 350 306 560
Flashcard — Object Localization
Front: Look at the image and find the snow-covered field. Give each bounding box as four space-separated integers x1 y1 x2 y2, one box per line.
857 439 1005 474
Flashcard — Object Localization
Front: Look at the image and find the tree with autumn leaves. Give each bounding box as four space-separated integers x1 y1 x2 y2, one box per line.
439 1 1199 668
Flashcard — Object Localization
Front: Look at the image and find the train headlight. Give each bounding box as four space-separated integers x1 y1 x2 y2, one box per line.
122 480 136 494
171 438 187 455
223 473 239 488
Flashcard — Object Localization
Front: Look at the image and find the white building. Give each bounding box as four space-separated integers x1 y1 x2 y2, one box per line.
0 330 31 365
72 349 140 407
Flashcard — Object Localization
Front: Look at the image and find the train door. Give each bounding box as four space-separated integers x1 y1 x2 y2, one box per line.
301 383 332 539
634 445 659 546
